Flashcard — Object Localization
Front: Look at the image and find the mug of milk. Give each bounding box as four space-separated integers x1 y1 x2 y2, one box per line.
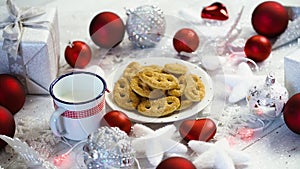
49 71 106 141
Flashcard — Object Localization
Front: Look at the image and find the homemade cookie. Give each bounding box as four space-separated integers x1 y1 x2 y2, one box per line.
123 62 142 80
138 70 179 90
142 65 163 73
130 76 165 99
137 96 180 117
177 99 193 111
163 63 188 75
167 75 186 97
113 77 140 110
184 74 205 102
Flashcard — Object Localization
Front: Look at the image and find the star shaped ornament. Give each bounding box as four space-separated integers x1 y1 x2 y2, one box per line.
131 124 188 166
189 138 251 169
216 62 264 103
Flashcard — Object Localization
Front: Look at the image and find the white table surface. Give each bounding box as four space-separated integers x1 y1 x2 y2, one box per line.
1 0 300 168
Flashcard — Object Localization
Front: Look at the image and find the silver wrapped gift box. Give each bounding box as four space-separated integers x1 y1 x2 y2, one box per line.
0 6 60 94
284 47 300 96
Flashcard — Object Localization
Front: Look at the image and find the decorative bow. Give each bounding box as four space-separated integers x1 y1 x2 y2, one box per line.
0 0 48 60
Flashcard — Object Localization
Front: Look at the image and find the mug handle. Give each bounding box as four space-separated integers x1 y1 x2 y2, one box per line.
50 107 66 137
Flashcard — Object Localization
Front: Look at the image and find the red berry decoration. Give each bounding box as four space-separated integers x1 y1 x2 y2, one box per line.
0 106 16 149
0 74 26 114
156 157 196 169
251 1 289 38
64 41 92 68
244 35 272 62
100 110 132 135
173 28 200 53
283 93 300 134
179 118 216 142
89 12 125 49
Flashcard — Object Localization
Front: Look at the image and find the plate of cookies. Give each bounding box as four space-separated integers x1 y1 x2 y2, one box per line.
106 57 213 123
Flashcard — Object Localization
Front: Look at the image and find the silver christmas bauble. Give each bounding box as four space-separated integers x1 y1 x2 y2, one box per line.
247 73 288 120
83 127 135 169
126 5 166 48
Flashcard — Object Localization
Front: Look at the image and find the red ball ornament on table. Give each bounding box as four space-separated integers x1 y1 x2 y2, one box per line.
0 106 16 149
201 2 229 21
0 74 26 114
179 118 217 142
251 1 289 38
173 28 200 53
283 93 300 135
244 35 272 62
156 157 196 169
89 12 125 49
100 110 132 135
64 41 92 68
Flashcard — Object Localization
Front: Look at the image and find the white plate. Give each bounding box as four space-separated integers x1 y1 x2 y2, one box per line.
106 57 213 123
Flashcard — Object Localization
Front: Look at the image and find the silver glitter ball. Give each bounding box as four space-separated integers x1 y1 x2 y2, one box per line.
83 127 135 169
247 73 289 120
126 5 166 48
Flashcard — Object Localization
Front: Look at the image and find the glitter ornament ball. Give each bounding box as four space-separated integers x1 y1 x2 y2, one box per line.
126 5 166 48
89 12 125 49
251 1 289 38
0 106 16 149
100 110 132 135
64 41 92 68
156 157 196 169
83 127 135 169
247 73 288 121
244 35 272 62
284 93 300 135
0 74 26 114
173 28 200 53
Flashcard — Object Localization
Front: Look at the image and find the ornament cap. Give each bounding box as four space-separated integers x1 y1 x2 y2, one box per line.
265 72 275 86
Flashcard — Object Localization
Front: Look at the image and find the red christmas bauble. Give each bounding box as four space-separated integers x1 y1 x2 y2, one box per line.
179 118 216 142
89 12 125 49
0 106 16 149
156 157 196 169
100 110 132 135
0 74 26 114
283 93 300 134
64 41 92 68
173 28 200 53
251 1 289 38
244 35 272 62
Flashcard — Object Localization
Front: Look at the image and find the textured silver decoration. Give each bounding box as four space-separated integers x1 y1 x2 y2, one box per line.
83 127 135 169
247 73 289 121
272 7 300 49
126 5 166 48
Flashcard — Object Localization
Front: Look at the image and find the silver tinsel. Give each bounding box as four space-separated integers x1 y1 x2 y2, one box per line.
247 73 288 121
83 127 135 169
126 5 166 48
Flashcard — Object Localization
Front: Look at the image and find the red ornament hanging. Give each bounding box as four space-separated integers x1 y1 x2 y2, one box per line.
100 110 132 135
0 106 16 149
156 157 196 169
0 74 26 114
89 12 125 49
64 41 92 68
201 2 229 21
179 118 217 142
251 1 289 38
283 93 300 135
173 28 200 53
244 35 272 62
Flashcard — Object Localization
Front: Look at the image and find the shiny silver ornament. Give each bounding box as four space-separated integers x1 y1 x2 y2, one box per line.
83 127 135 169
126 5 166 48
247 73 289 120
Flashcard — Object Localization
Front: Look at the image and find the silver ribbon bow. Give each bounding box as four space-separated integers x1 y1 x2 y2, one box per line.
0 0 48 59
